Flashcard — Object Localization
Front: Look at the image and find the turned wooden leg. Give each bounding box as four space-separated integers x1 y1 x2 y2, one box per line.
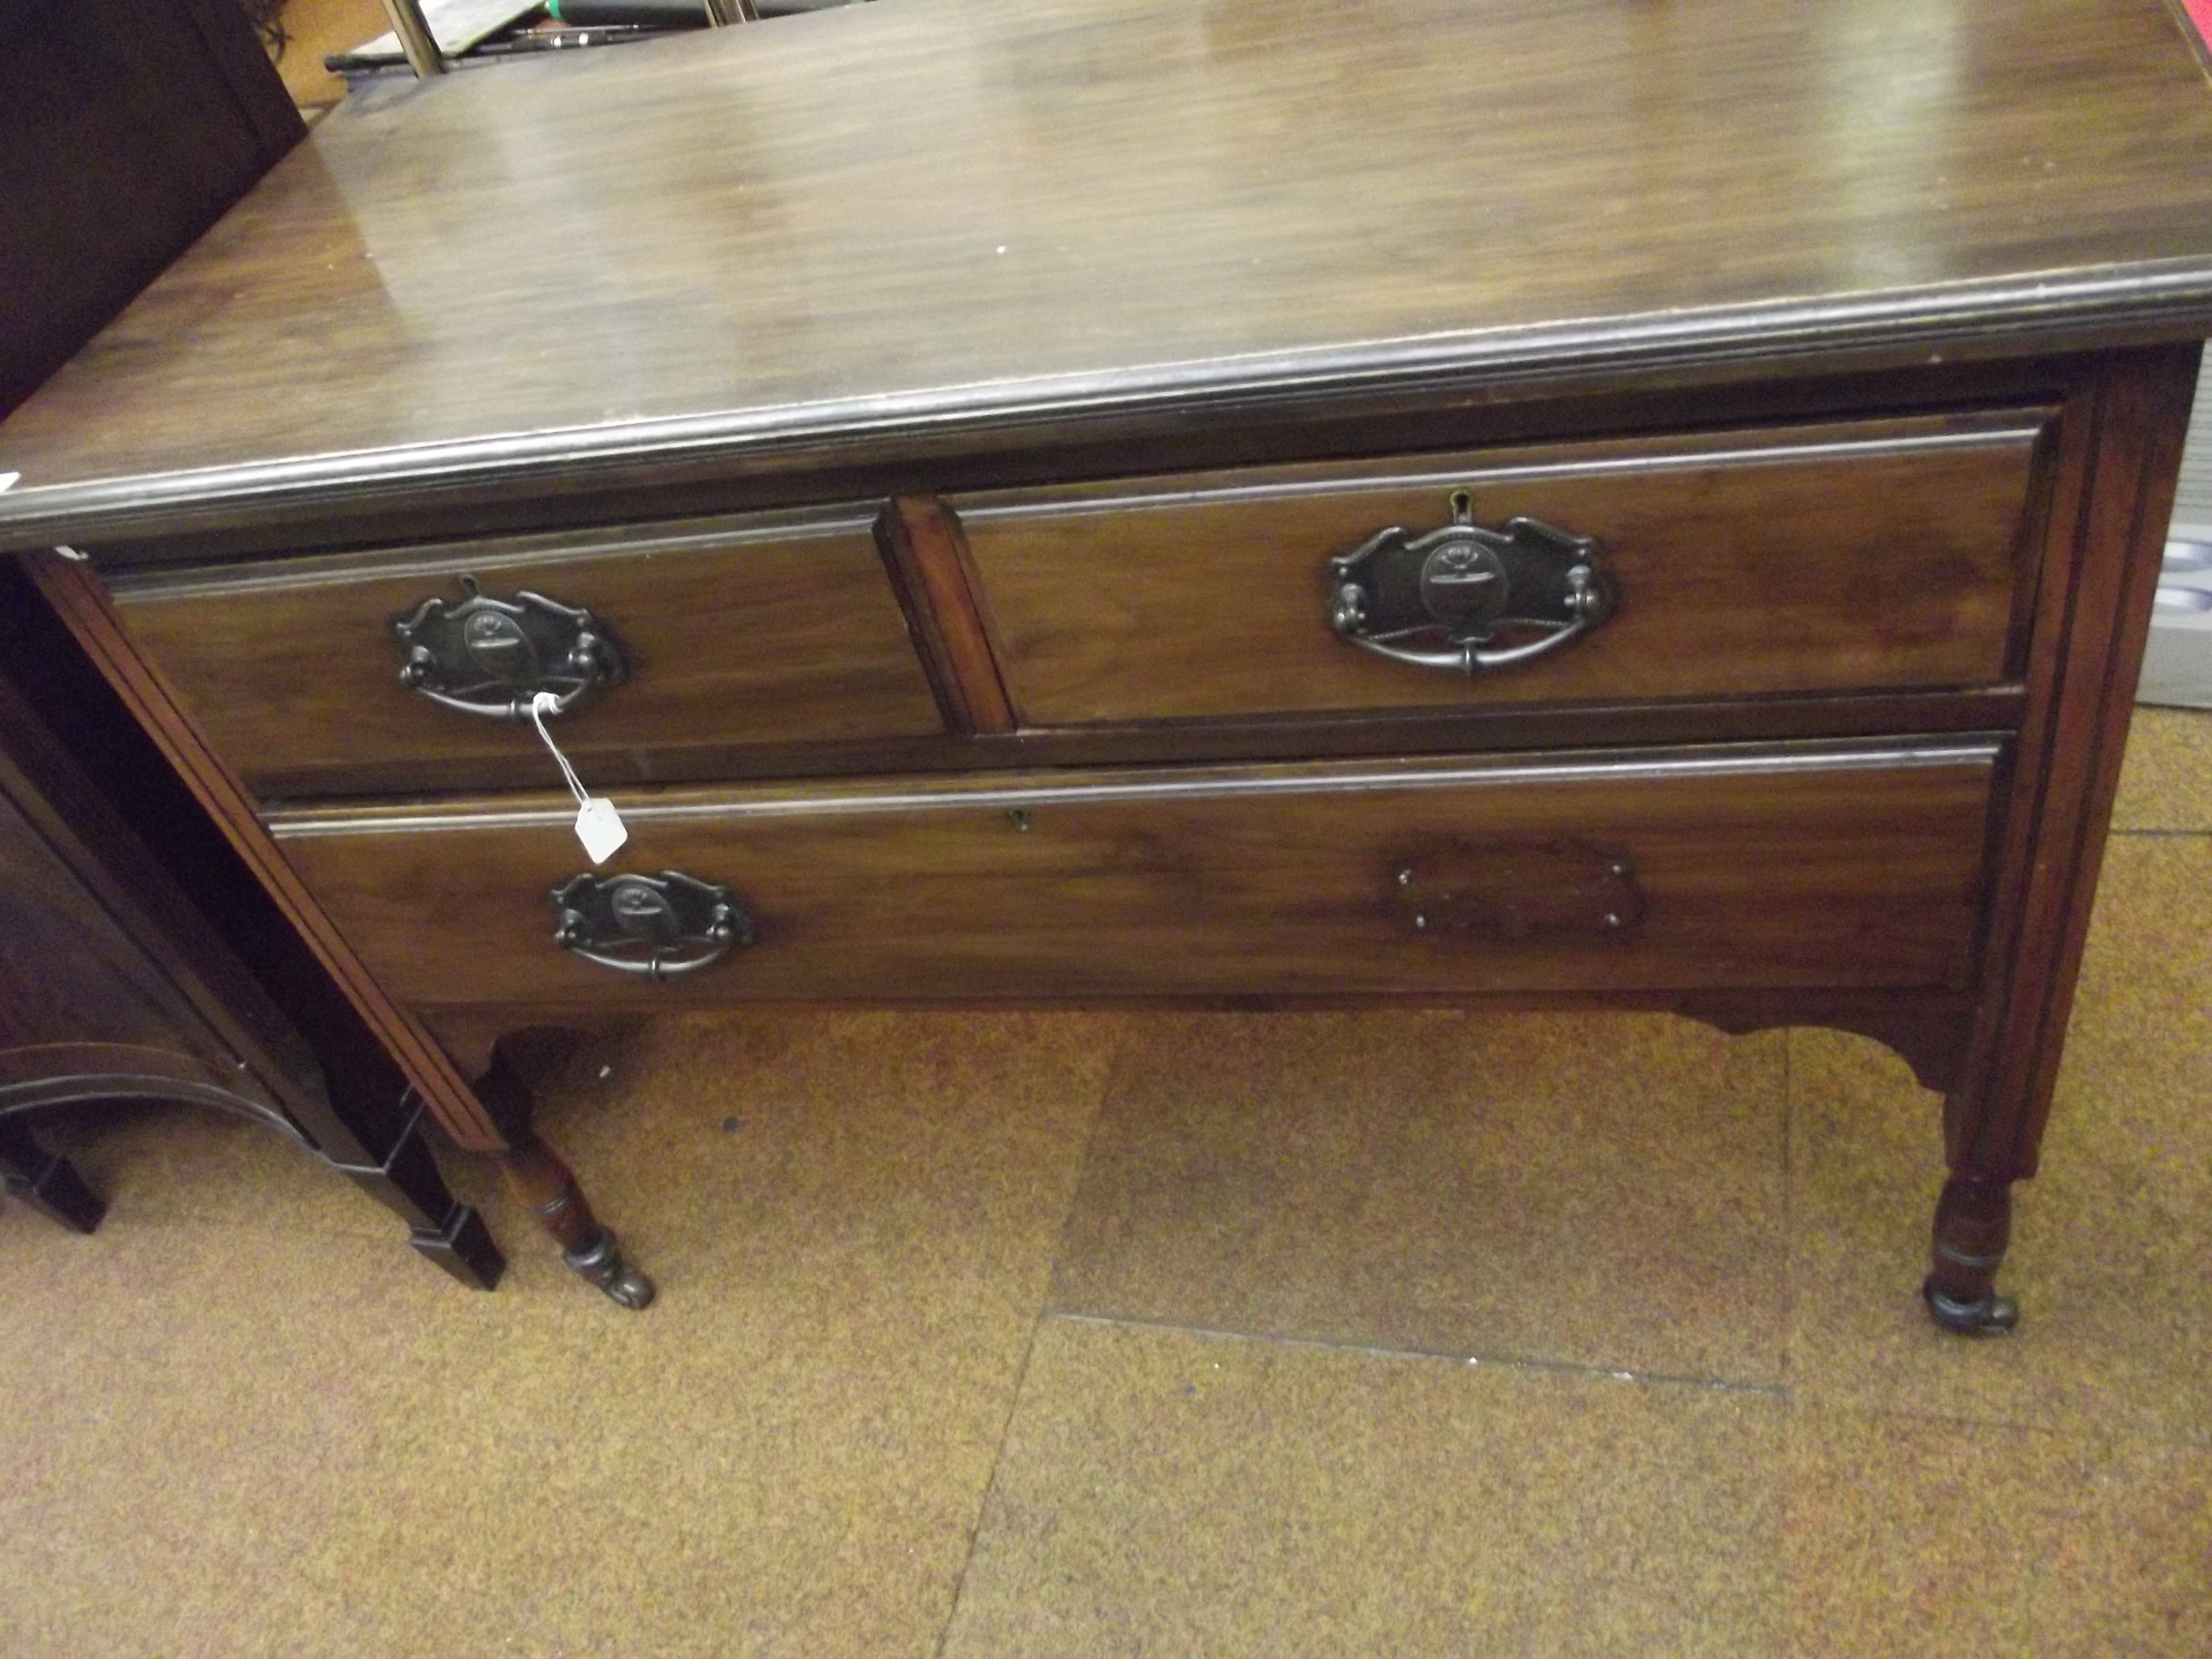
475 1040 654 1310
1924 1174 2019 1336
0 1115 106 1234
494 1130 655 1310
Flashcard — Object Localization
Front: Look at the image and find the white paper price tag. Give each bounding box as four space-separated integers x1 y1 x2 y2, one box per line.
574 796 628 864
527 693 628 864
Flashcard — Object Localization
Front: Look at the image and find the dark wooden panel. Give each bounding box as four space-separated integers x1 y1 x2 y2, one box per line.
270 742 2000 1010
955 412 2051 725
1944 343 2203 1178
0 662 323 1109
108 510 945 797
4 0 2212 540
173 0 310 156
0 0 301 418
0 777 230 1061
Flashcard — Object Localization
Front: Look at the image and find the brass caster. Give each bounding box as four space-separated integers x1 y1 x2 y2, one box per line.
565 1228 656 1310
1923 1278 2019 1336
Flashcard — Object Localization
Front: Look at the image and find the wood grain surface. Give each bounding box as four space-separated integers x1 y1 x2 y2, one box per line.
108 509 945 797
955 412 2052 725
269 742 2000 1009
2 0 2211 544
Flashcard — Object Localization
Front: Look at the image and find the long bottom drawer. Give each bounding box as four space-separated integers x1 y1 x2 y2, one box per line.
269 740 2001 1009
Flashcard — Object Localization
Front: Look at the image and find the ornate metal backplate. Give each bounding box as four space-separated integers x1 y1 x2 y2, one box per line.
1390 841 1644 940
549 871 754 980
394 576 626 718
1327 495 1616 674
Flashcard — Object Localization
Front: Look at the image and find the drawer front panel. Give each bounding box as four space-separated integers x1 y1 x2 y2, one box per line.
952 412 2051 726
108 510 946 795
271 741 1999 1009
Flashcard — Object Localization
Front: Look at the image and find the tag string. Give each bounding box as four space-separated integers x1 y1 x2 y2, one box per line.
527 693 592 809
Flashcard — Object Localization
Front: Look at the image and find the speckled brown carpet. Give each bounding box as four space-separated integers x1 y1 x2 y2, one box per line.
4 708 2208 1656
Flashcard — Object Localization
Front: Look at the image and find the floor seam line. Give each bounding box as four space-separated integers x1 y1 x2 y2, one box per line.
1040 1309 1787 1397
1780 1028 1797 1408
1033 1014 1131 1327
933 1017 1132 1656
934 1299 1048 1658
1787 1392 2212 1450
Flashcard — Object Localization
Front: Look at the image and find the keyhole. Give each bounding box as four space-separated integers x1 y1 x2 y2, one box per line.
1449 489 1473 524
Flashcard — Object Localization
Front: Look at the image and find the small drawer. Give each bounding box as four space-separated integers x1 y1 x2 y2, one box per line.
950 411 2053 727
106 508 946 797
269 738 2000 1011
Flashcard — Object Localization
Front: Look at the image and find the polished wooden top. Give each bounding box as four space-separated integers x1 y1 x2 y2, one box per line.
3 0 2212 545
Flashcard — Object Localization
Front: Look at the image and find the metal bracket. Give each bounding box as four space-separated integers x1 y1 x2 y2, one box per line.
1390 841 1644 940
374 0 445 75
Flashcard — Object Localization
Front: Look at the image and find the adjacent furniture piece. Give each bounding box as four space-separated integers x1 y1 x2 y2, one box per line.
0 0 303 420
0 0 645 1300
10 557 655 1305
0 567 501 1282
3 0 2209 1328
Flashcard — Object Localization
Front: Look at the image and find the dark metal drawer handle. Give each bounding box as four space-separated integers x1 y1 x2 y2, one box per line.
1327 495 1615 674
395 576 626 719
550 871 754 981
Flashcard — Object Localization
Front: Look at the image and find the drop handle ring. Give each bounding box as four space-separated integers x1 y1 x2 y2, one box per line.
1326 501 1616 675
394 576 627 718
549 871 754 982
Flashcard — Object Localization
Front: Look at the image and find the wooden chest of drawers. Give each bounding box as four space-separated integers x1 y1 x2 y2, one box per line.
4 0 2210 1325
